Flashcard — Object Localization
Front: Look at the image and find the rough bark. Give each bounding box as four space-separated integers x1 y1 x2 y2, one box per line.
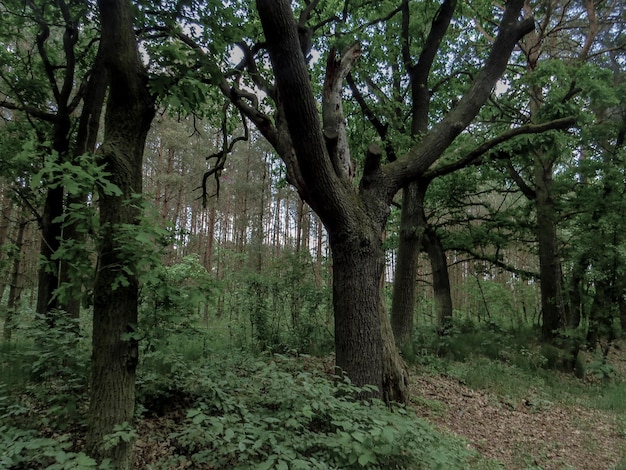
86 1 155 468
256 0 531 402
330 227 385 393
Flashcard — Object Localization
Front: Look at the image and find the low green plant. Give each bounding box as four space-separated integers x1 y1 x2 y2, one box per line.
102 422 137 451
139 254 213 352
164 354 477 469
0 426 111 469
0 311 91 470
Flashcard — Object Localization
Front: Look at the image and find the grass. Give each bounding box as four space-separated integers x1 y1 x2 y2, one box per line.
594 382 626 412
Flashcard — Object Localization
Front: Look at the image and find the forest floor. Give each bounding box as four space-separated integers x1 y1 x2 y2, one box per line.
409 345 626 469
132 345 626 469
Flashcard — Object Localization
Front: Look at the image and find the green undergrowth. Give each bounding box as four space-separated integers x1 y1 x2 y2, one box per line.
0 313 103 469
137 347 489 469
1 315 495 470
3 310 624 469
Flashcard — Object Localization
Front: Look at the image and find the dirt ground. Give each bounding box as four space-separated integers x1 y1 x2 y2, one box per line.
410 373 623 469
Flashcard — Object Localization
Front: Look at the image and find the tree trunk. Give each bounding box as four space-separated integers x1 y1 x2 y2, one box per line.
36 186 63 319
389 0 457 351
566 255 587 329
535 158 565 341
0 189 15 305
391 180 454 345
391 183 421 352
330 224 408 402
424 228 454 335
86 1 155 467
3 216 27 342
58 53 108 318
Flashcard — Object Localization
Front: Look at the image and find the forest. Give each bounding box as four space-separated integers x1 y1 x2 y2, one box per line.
0 0 625 468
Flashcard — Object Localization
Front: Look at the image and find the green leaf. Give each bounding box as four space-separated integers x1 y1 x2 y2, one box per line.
358 450 377 466
224 428 235 442
381 426 395 443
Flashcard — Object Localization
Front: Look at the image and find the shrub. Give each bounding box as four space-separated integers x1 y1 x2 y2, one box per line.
166 354 475 469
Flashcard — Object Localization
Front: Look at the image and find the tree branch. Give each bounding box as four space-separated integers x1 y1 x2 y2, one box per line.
256 0 352 225
424 116 576 180
505 160 536 200
385 0 534 194
323 43 361 180
0 99 57 122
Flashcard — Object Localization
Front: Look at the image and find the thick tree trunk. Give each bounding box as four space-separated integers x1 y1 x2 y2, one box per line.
86 1 155 467
331 232 384 392
330 225 408 402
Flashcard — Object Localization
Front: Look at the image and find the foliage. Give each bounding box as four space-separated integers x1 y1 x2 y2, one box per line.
163 354 475 469
220 249 334 355
32 154 123 306
139 254 213 350
1 311 90 431
32 153 122 200
102 423 137 452
0 426 110 470
107 195 176 291
0 311 96 469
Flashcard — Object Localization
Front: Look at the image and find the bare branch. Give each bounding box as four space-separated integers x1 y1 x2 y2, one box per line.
323 43 361 180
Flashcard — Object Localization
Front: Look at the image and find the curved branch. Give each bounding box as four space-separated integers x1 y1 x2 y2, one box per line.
504 160 536 200
27 0 61 104
323 43 361 180
257 0 351 225
424 116 576 180
0 99 57 122
199 104 249 205
385 0 535 194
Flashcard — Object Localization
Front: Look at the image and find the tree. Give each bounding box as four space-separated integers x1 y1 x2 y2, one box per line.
0 0 104 320
86 0 155 467
254 0 534 400
497 0 623 341
385 0 458 347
